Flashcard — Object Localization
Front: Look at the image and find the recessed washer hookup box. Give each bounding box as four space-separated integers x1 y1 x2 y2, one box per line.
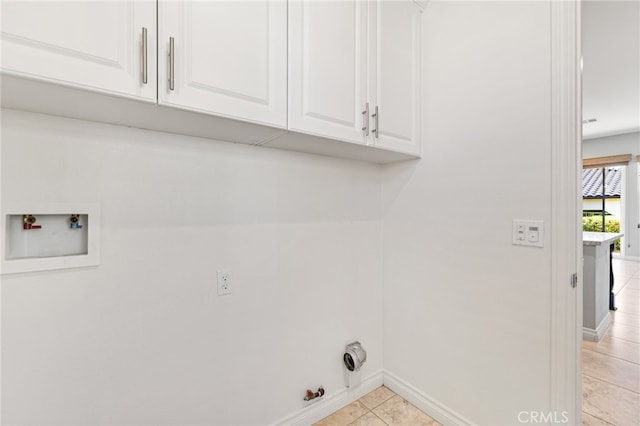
1 203 100 274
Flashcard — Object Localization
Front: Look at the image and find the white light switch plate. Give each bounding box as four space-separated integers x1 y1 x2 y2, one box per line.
512 220 544 248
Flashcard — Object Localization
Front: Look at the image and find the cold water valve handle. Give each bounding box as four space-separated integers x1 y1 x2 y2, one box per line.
69 214 83 229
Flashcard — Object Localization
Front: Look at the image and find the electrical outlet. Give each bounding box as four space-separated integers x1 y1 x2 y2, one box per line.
217 269 233 296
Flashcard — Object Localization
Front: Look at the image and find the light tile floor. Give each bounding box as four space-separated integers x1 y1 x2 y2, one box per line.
582 258 640 425
314 386 440 426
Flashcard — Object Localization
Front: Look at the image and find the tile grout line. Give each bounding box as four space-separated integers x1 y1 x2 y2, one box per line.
608 323 640 332
371 409 390 426
347 410 372 426
609 317 640 324
598 335 640 344
582 346 640 365
595 326 640 343
369 393 397 426
365 392 397 425
346 389 399 426
617 283 640 289
582 372 640 395
343 388 442 426
601 333 640 345
588 260 640 424
582 347 640 367
612 311 640 318
582 409 616 426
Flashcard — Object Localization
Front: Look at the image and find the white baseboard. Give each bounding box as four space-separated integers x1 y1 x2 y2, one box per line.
383 370 475 426
583 312 611 342
274 369 475 426
273 370 384 426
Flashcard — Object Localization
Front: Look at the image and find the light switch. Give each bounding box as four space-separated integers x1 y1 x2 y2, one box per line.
513 220 544 248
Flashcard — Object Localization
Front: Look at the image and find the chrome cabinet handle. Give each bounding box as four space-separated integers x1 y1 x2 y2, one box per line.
168 37 175 91
371 106 379 138
361 103 369 136
141 27 148 84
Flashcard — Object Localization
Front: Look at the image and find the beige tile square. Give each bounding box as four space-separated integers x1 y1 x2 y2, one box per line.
613 269 636 280
624 278 640 290
616 304 640 316
613 273 634 294
582 349 640 393
618 287 640 300
314 401 369 426
611 311 640 328
611 267 632 278
616 289 640 308
359 386 397 410
615 297 640 315
582 412 615 425
348 412 386 426
607 321 640 344
373 395 440 426
613 258 639 273
582 336 640 364
582 375 640 426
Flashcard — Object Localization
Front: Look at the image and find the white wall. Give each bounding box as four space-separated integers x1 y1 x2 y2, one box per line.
382 2 553 424
0 109 384 425
583 132 640 258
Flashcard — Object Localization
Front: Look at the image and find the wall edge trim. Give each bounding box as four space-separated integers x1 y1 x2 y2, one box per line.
550 0 582 422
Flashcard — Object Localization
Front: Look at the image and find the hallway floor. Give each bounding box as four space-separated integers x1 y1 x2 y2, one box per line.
582 257 640 425
314 386 439 426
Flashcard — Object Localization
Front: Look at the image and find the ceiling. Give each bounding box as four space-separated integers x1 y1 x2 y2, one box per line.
582 0 640 140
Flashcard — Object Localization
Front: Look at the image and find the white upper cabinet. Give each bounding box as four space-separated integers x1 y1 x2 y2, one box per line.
288 1 368 145
1 0 421 163
288 0 422 155
369 1 422 155
0 1 156 101
158 1 287 128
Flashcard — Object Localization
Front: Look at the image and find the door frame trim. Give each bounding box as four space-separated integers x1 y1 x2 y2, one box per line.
550 0 583 423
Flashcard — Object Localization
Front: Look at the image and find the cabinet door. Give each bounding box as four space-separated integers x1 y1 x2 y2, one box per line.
158 1 287 128
0 1 156 101
288 1 368 145
369 1 422 155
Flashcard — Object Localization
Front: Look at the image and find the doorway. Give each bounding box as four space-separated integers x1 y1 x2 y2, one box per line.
580 0 640 424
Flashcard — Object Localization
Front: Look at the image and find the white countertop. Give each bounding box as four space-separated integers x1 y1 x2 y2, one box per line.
583 232 624 246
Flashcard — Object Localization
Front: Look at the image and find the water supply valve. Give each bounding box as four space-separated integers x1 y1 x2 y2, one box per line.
303 386 325 401
69 214 83 229
23 215 41 230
